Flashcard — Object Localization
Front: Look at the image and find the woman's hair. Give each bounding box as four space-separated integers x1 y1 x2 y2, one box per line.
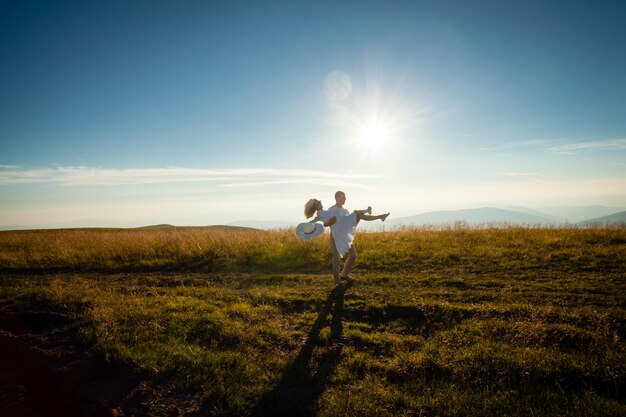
304 198 319 218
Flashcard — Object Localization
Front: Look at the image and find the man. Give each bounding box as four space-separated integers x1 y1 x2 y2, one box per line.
327 190 368 287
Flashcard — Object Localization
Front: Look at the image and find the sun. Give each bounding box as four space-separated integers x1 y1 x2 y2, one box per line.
357 119 390 151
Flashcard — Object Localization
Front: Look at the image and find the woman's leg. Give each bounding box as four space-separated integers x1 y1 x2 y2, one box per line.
356 212 390 222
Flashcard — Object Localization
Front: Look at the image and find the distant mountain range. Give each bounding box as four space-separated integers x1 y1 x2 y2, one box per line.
362 205 626 229
387 207 556 227
532 205 626 223
386 207 626 228
1 206 625 231
503 206 567 223
576 211 626 226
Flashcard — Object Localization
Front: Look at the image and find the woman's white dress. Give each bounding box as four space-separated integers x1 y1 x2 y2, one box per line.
317 208 357 258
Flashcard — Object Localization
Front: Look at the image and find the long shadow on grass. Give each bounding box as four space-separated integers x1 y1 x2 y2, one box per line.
250 282 351 417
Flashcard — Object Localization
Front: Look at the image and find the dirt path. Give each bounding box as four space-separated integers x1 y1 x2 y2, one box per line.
0 299 149 417
0 299 74 416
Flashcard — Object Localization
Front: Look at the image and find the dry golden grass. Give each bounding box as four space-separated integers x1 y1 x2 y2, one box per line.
0 225 624 274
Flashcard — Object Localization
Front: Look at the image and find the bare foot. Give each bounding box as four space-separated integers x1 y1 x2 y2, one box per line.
367 206 372 214
381 212 390 222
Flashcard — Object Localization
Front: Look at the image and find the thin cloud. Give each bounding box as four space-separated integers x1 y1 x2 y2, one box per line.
480 139 553 152
500 172 549 180
219 178 371 189
548 138 626 154
0 166 378 187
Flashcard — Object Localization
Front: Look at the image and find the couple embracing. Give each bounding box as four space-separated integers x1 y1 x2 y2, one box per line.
300 191 389 287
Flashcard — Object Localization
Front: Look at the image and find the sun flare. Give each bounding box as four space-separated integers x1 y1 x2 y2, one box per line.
357 120 390 151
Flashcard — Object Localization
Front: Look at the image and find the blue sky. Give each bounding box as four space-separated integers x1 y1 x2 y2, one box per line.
1 0 625 226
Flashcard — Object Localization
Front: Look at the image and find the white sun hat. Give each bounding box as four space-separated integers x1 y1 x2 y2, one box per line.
296 222 325 240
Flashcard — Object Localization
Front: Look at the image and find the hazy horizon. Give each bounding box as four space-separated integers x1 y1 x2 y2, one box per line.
2 202 625 231
2 1 625 227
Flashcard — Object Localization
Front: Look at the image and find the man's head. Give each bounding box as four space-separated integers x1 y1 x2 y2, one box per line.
334 191 346 206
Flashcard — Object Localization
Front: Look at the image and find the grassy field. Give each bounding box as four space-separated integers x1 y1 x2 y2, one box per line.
1 226 625 416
